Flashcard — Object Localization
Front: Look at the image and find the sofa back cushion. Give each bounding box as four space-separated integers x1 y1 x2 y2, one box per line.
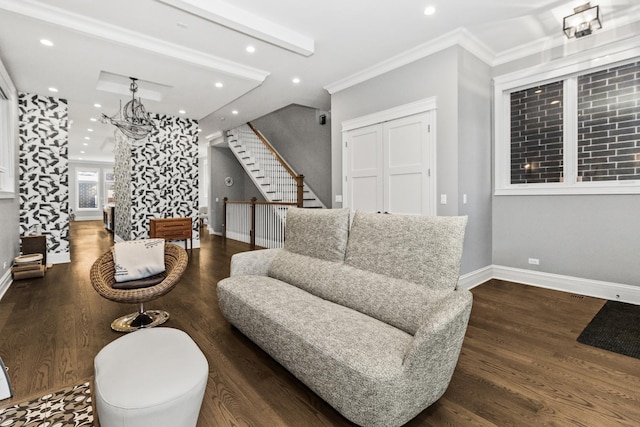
284 207 350 262
269 250 448 335
345 211 467 291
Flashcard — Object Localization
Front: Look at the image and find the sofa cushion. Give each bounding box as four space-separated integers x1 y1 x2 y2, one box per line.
345 211 467 291
269 250 449 335
284 207 350 262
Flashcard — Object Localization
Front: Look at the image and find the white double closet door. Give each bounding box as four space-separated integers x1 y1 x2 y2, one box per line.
344 111 435 215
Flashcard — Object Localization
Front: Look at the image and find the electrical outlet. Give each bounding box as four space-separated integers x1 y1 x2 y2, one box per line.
528 258 540 265
440 194 447 204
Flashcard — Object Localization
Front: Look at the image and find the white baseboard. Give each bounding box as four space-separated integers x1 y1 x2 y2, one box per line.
458 265 640 305
0 268 11 301
492 265 640 305
458 265 493 290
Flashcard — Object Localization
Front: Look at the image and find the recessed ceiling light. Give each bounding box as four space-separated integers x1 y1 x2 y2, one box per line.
78 157 83 160
90 117 97 122
87 128 94 132
424 6 436 16
215 82 223 88
292 77 301 84
83 143 88 146
197 129 202 132
48 87 58 93
94 103 101 108
84 136 90 140
179 110 186 114
80 151 85 154
231 110 238 115
246 45 256 53
40 39 53 47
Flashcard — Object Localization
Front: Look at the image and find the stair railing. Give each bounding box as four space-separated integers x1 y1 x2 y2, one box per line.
246 123 304 208
223 197 296 249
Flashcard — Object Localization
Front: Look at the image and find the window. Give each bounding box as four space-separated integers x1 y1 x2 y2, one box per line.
0 60 16 198
77 170 99 210
495 42 640 195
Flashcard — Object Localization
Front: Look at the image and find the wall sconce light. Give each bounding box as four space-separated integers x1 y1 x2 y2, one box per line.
563 3 602 39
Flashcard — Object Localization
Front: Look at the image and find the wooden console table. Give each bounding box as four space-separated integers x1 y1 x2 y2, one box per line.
149 217 193 250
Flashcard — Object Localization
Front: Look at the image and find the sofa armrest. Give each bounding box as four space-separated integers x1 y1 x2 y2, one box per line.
402 290 473 383
230 248 282 277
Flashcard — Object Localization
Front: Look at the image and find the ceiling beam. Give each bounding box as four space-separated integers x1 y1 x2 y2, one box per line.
156 0 315 57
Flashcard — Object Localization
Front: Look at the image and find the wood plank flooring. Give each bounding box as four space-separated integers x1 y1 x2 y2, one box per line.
0 220 639 426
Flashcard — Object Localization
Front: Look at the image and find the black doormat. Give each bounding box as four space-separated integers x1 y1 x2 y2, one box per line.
577 300 640 359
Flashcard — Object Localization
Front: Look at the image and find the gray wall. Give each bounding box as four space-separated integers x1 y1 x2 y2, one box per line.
491 28 640 287
330 46 492 275
251 104 331 206
457 49 493 273
68 160 114 221
493 196 640 286
0 176 19 284
208 145 264 235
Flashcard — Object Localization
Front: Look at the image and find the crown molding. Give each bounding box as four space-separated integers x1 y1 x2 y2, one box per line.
0 0 270 82
324 27 495 95
156 0 314 57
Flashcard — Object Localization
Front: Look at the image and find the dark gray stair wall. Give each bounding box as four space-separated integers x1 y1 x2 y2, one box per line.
250 104 331 207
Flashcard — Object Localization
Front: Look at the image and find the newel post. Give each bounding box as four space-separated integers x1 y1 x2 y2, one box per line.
250 197 257 250
295 175 304 208
222 197 228 241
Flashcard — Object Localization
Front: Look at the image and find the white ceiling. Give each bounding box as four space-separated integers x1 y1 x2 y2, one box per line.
0 0 638 162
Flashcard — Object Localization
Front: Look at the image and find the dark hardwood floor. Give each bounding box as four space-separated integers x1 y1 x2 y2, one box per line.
1 220 639 426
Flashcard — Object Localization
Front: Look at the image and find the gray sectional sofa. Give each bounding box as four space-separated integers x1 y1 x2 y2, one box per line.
217 208 473 427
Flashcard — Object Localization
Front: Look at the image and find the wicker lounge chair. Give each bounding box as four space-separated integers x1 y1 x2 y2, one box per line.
90 242 188 332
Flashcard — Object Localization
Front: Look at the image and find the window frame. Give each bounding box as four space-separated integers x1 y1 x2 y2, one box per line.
494 39 640 195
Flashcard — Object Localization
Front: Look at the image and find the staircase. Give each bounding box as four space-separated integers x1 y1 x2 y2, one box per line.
227 124 325 209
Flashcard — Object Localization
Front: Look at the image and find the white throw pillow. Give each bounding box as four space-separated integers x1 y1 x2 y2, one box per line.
113 239 166 283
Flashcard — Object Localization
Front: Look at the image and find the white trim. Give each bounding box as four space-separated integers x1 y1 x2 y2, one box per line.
458 265 493 290
341 97 437 132
48 252 70 264
0 268 11 301
0 0 269 82
458 265 640 305
492 265 640 305
325 28 494 95
114 234 125 243
156 0 314 56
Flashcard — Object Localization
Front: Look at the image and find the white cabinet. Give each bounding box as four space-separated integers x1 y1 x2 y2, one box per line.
343 111 435 215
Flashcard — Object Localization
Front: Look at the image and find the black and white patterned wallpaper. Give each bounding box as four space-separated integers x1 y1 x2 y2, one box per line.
114 131 132 240
18 93 69 258
114 114 199 243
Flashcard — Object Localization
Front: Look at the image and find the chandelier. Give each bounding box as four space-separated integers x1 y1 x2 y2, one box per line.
102 77 155 140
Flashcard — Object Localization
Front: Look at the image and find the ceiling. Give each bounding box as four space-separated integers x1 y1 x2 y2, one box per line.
0 0 638 162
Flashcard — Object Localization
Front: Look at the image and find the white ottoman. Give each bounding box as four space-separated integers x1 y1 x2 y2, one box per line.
94 327 208 427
